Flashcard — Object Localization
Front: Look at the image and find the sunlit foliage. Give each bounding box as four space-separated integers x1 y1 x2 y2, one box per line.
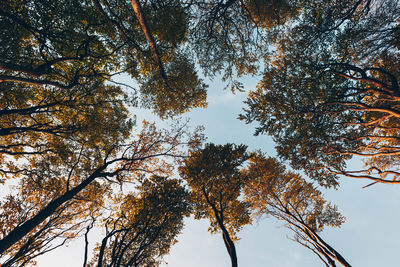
0 121 200 264
244 154 349 266
91 176 191 267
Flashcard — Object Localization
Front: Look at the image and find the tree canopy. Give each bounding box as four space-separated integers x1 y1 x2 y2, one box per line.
91 175 191 267
0 0 209 118
241 0 400 187
1 0 399 266
244 154 349 267
0 121 200 265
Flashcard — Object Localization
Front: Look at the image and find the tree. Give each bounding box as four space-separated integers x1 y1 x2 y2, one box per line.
241 0 400 187
1 0 208 118
91 175 191 267
244 154 349 267
3 0 382 265
179 143 251 267
0 121 200 264
0 186 103 267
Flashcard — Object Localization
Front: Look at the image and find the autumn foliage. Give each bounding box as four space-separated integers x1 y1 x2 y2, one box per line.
1 0 399 266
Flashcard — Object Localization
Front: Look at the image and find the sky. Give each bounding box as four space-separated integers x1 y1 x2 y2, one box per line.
24 74 400 266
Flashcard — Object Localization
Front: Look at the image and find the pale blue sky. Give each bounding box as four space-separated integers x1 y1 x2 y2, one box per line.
33 74 400 266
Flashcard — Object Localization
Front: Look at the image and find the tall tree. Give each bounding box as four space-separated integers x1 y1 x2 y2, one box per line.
92 175 191 267
1 0 208 119
241 0 400 187
179 143 251 267
0 187 103 267
244 154 349 267
0 121 200 264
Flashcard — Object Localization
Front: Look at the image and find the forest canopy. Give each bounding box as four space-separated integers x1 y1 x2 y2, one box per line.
1 0 399 266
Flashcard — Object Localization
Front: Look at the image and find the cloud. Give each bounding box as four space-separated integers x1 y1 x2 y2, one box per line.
209 91 240 105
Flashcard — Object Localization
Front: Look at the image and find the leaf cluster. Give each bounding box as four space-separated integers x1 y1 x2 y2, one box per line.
179 143 251 239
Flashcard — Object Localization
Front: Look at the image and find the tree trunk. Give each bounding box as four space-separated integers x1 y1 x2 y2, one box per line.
0 166 107 254
220 224 238 267
130 0 167 79
201 186 238 267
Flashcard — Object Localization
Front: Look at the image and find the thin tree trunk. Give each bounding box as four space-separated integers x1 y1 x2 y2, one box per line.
130 0 167 79
220 225 238 267
97 234 109 267
310 229 351 267
82 222 93 267
281 200 351 267
201 186 238 267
